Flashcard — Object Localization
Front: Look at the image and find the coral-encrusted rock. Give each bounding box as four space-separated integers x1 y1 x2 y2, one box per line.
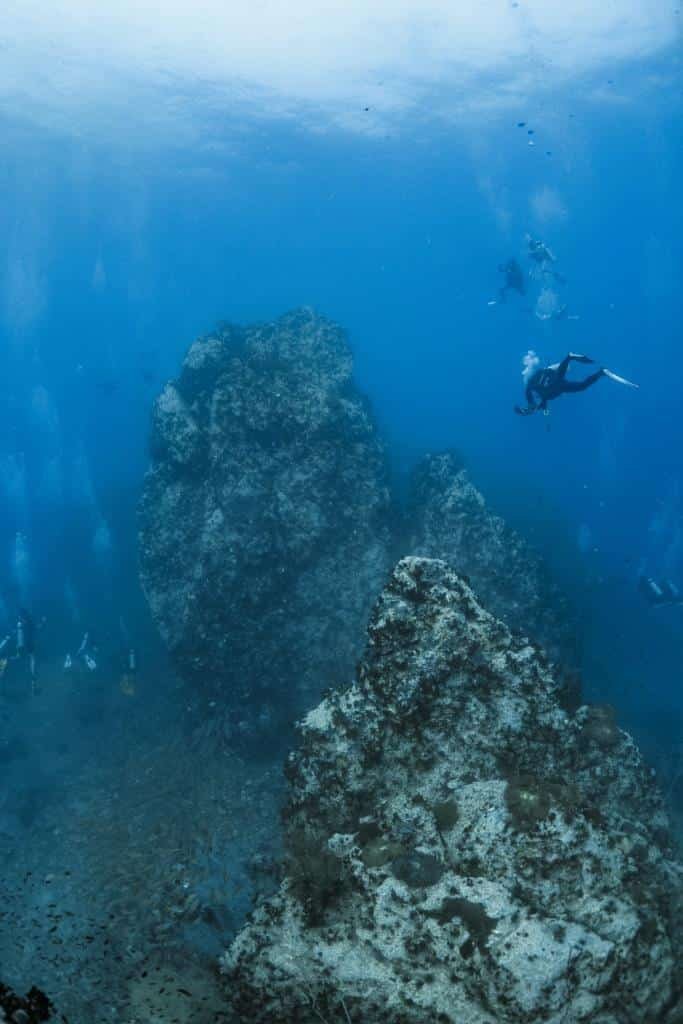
139 308 392 724
222 558 683 1023
407 452 577 670
0 983 54 1022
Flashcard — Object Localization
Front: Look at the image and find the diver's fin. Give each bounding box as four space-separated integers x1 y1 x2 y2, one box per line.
603 368 639 389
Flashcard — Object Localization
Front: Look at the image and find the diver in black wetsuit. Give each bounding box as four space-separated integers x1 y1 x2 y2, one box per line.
515 353 605 416
498 259 526 302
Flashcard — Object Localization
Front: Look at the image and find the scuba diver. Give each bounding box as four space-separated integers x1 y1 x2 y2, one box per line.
15 608 38 695
498 259 526 302
526 234 556 266
0 634 10 690
515 351 638 417
117 618 137 696
639 576 683 608
119 647 138 697
526 234 566 284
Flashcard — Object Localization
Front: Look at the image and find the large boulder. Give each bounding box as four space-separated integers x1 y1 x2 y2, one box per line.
222 558 683 1023
139 308 392 728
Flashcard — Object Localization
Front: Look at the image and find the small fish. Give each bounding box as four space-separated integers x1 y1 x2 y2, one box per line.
517 121 526 127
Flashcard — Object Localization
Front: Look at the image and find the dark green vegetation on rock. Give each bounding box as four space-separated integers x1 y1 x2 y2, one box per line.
428 898 496 958
0 983 54 1022
285 830 348 927
432 799 460 831
391 852 445 888
139 309 393 735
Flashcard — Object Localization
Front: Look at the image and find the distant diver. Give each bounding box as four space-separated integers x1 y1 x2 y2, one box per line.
120 647 137 697
526 234 556 267
498 259 526 302
76 631 97 672
15 607 38 694
515 351 638 417
0 634 10 687
525 234 566 284
639 576 683 608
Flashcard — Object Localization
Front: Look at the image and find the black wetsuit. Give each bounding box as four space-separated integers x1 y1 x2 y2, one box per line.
498 259 525 302
516 354 604 415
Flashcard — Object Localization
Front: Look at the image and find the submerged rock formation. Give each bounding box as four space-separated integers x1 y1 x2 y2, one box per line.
139 308 392 727
0 983 54 1022
407 451 577 670
222 558 683 1023
140 311 578 733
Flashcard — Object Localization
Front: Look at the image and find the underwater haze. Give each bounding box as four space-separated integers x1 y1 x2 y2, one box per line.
1 1 682 1020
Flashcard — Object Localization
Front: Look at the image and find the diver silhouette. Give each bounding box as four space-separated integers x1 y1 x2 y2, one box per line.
515 352 638 416
498 258 526 302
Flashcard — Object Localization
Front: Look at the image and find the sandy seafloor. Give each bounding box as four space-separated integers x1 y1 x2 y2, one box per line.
1 652 284 1022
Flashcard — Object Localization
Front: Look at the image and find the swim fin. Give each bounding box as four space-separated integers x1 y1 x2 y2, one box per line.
603 368 639 389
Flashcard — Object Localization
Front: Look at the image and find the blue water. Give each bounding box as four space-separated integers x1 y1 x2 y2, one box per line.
0 6 681 1016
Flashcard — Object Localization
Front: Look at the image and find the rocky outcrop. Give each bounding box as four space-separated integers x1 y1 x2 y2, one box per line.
407 452 577 671
139 308 392 727
140 312 580 733
222 558 683 1023
0 983 54 1022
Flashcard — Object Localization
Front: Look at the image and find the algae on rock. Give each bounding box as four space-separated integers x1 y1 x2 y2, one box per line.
139 308 393 731
139 313 580 739
222 558 683 1024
